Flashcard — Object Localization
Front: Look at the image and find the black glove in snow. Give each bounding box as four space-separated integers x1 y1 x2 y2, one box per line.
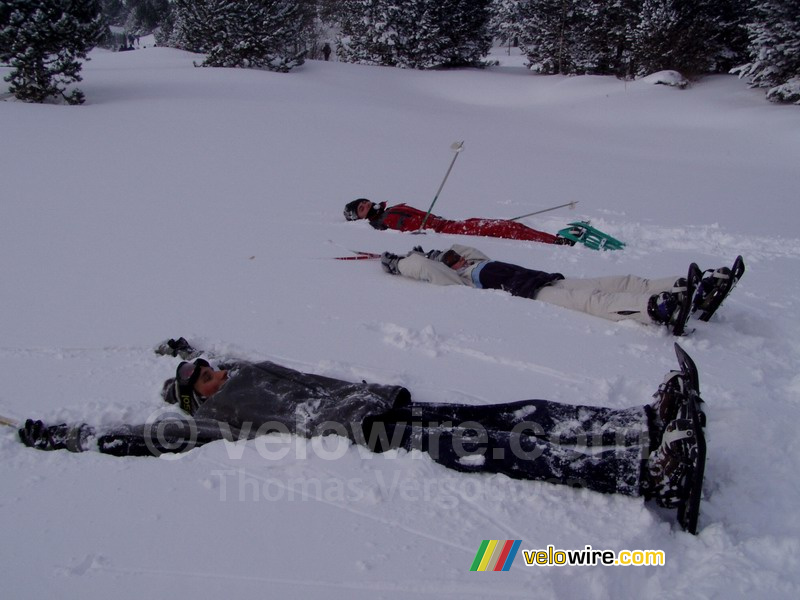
18 419 93 452
425 249 445 261
155 337 201 359
381 252 402 275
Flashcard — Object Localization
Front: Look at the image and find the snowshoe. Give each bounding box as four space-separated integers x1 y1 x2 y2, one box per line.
650 370 688 435
555 221 626 251
674 342 699 398
692 256 745 322
649 343 705 448
673 342 705 426
677 395 707 534
644 395 707 535
671 264 702 336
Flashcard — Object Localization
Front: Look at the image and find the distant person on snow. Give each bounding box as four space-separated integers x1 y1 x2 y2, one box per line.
16 338 705 531
380 244 743 335
343 198 570 245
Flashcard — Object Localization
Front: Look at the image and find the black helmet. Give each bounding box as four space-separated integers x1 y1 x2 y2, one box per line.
344 198 371 221
161 358 210 415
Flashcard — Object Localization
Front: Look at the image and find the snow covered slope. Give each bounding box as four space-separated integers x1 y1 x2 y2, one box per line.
1 46 799 598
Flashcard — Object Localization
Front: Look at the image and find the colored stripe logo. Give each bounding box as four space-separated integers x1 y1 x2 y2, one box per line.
470 540 521 571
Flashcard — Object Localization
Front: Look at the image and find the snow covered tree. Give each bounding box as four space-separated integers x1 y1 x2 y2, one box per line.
0 0 106 104
124 0 170 33
510 0 749 78
570 0 640 76
708 0 751 73
734 0 800 104
489 0 524 47
631 0 721 76
515 0 638 75
100 0 127 26
515 0 588 74
170 0 305 72
337 0 493 69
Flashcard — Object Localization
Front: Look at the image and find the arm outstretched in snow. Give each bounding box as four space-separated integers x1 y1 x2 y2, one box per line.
396 253 467 286
448 244 490 263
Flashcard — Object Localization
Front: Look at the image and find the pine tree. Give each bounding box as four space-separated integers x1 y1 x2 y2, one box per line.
337 0 396 66
574 0 641 77
100 0 127 26
337 0 493 69
170 0 305 72
735 0 800 103
517 0 586 74
709 0 751 73
437 0 494 68
125 0 170 33
489 0 524 47
0 0 106 104
631 0 720 76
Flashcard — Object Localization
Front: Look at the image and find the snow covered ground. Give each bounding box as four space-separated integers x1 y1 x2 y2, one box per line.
1 44 799 598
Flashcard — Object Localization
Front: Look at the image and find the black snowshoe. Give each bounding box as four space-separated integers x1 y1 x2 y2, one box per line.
692 256 745 322
672 263 702 336
672 343 707 534
645 344 707 534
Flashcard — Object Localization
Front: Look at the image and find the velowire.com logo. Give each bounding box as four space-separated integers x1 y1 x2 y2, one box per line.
470 540 666 570
469 540 522 571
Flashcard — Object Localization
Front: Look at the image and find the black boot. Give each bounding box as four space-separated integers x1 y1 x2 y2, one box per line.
649 371 689 438
641 409 698 508
18 419 94 452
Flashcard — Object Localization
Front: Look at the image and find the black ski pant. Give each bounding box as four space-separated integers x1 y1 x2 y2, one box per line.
361 400 650 497
477 261 563 300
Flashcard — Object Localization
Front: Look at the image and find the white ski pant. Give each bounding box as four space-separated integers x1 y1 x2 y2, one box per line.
534 275 679 325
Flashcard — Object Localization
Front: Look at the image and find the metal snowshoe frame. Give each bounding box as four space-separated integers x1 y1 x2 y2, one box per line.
673 343 707 535
695 255 745 322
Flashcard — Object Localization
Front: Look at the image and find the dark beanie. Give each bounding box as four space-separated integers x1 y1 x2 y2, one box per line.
344 198 370 221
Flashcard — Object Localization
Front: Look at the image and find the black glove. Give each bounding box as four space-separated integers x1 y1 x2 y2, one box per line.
381 252 402 275
425 249 445 261
18 419 93 452
155 337 200 359
409 245 425 255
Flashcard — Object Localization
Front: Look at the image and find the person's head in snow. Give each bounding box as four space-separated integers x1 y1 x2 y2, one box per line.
162 359 228 415
440 249 466 270
343 198 379 221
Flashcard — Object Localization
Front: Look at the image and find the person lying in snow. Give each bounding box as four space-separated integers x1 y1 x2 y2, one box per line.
343 198 570 245
17 338 706 532
380 244 743 335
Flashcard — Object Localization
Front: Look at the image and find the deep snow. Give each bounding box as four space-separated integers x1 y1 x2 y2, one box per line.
1 44 799 598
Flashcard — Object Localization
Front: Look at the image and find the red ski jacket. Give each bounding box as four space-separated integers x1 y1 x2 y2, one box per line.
368 203 559 244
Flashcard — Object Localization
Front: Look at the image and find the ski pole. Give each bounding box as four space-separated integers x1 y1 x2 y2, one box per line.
510 200 578 221
415 141 464 234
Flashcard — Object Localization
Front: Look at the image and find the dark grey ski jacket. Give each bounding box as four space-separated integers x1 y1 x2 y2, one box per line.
194 361 409 441
40 360 410 457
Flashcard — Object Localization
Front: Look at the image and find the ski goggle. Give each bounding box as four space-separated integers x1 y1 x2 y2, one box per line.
174 359 210 415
